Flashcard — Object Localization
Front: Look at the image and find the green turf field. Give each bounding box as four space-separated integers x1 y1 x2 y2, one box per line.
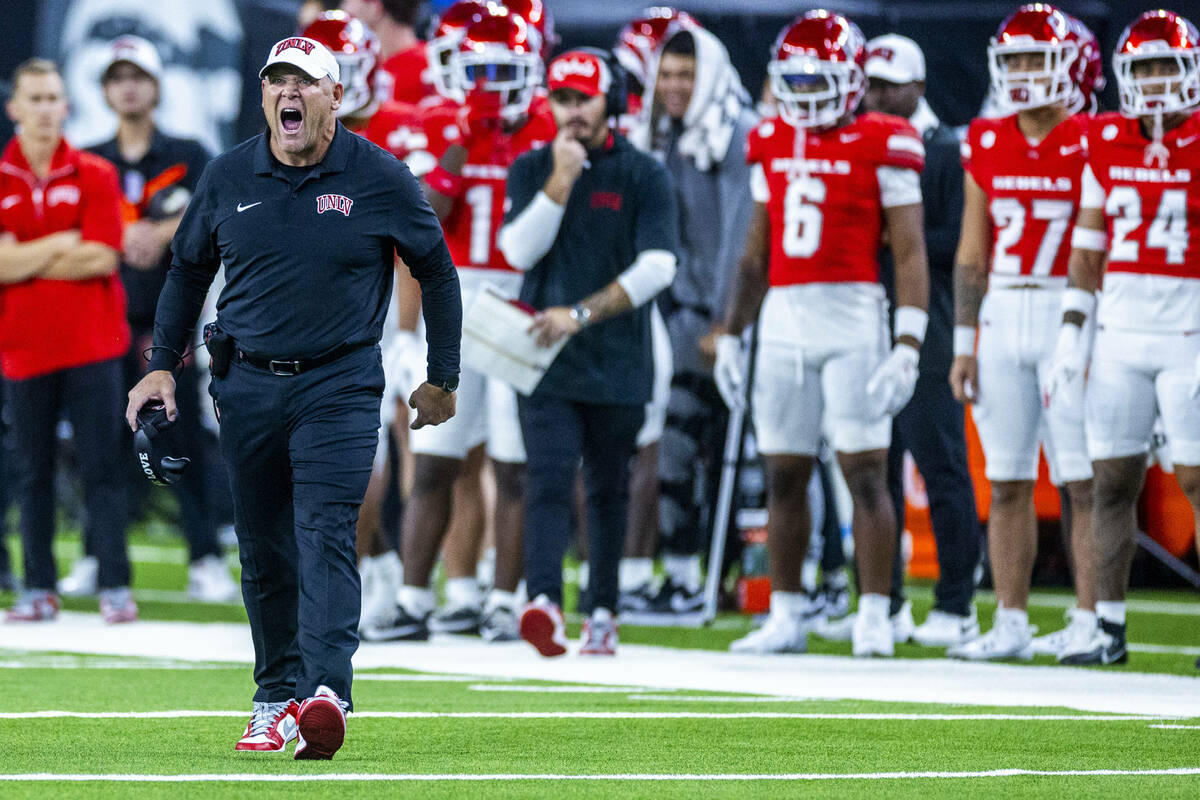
0 529 1197 797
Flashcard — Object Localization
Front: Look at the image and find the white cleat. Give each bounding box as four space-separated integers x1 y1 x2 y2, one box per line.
912 607 980 648
729 611 812 654
815 600 913 644
187 555 240 603
947 616 1034 661
58 556 98 597
1055 613 1106 664
1032 608 1094 657
852 609 895 657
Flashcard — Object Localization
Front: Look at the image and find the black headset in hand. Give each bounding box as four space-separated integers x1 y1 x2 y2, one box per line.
133 404 190 486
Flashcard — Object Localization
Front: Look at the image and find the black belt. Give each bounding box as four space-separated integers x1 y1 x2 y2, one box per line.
235 341 369 376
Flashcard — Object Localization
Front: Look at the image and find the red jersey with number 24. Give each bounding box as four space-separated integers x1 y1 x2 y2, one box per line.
962 113 1089 281
746 112 924 287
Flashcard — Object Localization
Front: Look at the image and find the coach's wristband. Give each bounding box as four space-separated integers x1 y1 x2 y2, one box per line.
953 325 977 358
1071 227 1108 252
426 165 464 199
894 306 928 344
1060 287 1096 319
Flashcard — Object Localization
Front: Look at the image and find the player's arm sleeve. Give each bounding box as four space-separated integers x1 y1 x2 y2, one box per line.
877 166 923 209
883 124 926 173
149 164 222 371
922 133 964 272
497 151 562 271
389 159 461 384
1079 163 1105 210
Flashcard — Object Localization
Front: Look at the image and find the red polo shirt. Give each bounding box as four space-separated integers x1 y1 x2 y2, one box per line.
0 137 128 379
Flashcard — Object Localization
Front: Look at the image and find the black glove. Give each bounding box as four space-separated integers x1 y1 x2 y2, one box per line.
133 405 190 486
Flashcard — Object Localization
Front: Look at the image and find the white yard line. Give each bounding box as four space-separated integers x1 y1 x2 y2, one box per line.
466 684 650 693
2 768 1200 782
0 710 1177 721
3 613 1199 716
1149 724 1200 730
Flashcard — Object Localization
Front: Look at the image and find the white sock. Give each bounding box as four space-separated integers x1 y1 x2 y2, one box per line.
1072 607 1097 627
475 546 495 589
592 606 613 623
484 589 517 614
801 559 818 594
376 551 402 588
578 561 589 592
995 605 1028 628
1095 601 1126 625
663 554 701 592
444 576 481 610
857 593 890 621
770 590 809 618
619 558 654 592
398 585 435 616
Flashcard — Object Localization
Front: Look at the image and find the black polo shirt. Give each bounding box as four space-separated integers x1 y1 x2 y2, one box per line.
88 130 211 329
506 133 679 405
150 123 457 381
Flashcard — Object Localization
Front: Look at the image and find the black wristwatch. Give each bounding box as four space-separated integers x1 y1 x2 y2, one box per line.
569 304 592 328
430 375 459 393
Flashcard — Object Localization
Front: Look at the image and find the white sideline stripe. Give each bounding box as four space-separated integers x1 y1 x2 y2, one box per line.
355 674 482 682
631 694 817 703
0 710 1176 722
1150 724 1200 730
3 768 1200 782
1128 643 1200 656
466 684 650 693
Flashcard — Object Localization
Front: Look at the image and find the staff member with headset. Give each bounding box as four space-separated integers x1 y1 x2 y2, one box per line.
126 36 461 760
499 48 679 658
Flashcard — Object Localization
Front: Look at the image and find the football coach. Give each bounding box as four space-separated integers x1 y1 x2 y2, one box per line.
498 49 678 658
125 36 461 760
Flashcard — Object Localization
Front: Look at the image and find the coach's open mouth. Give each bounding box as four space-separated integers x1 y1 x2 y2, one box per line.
280 107 303 134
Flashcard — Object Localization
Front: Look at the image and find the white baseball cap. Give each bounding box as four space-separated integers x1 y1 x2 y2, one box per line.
259 36 340 83
865 34 926 84
101 36 163 83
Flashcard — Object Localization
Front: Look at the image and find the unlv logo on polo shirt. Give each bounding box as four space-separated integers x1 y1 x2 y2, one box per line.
316 193 353 216
275 37 315 56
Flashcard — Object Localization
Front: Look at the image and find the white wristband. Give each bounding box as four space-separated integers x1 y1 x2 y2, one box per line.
953 325 976 357
1061 287 1096 318
1071 226 1108 252
894 306 928 344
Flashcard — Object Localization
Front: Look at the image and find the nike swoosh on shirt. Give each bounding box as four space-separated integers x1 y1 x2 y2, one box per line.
839 133 862 143
237 202 262 212
1059 144 1083 156
0 195 20 210
1177 135 1199 148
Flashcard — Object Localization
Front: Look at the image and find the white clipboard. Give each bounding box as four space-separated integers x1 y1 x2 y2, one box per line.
460 284 568 395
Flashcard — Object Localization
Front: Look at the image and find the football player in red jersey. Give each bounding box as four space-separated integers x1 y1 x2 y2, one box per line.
340 0 435 103
377 7 553 644
1045 9 1200 666
947 4 1102 663
714 10 929 658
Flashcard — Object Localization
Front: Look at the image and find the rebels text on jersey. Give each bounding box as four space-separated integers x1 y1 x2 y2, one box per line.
1086 111 1200 279
963 113 1089 282
420 103 557 271
747 112 924 287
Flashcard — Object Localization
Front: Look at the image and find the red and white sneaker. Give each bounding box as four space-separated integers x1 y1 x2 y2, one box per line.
235 700 299 752
294 685 348 760
5 590 60 622
99 588 138 624
519 594 568 657
579 608 618 656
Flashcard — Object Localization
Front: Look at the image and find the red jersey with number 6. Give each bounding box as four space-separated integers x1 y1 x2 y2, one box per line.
419 103 557 272
962 113 1089 281
747 112 924 287
1087 110 1200 279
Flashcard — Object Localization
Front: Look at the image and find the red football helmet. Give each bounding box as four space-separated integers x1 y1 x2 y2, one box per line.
503 0 559 62
988 4 1091 112
427 0 489 102
1114 9 1200 115
1068 16 1105 112
450 8 541 123
613 7 700 91
302 11 380 117
768 10 867 129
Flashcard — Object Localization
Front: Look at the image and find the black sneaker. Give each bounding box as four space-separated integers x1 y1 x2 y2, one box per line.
360 605 429 642
1058 618 1128 665
480 605 520 642
429 604 482 635
618 583 654 614
648 578 703 614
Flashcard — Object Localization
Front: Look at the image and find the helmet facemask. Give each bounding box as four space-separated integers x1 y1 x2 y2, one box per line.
333 50 377 118
768 56 863 129
452 46 540 124
988 39 1078 111
1115 48 1200 115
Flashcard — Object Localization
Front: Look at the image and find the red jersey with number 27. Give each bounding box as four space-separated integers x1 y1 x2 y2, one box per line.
746 112 924 287
1087 110 1200 279
420 103 557 272
962 113 1088 281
